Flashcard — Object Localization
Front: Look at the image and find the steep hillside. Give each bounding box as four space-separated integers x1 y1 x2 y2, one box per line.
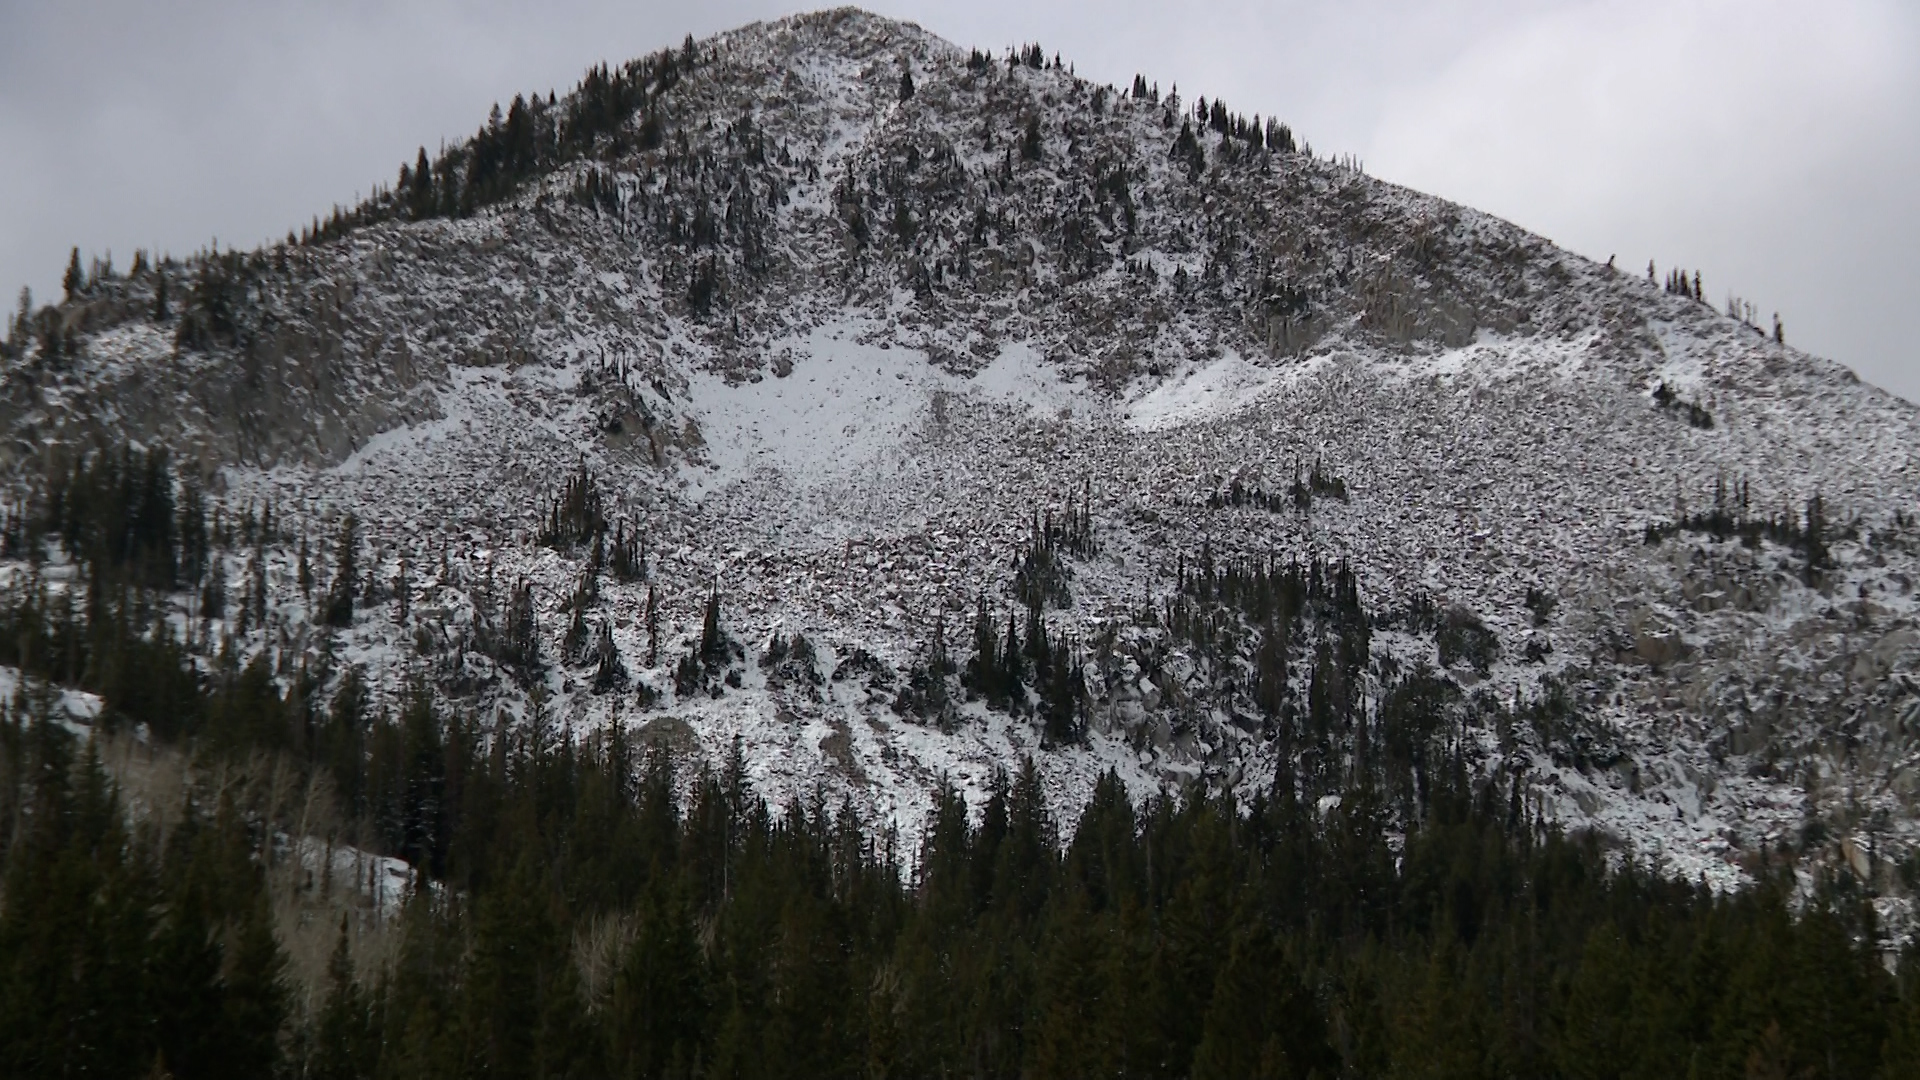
4 7 1919 911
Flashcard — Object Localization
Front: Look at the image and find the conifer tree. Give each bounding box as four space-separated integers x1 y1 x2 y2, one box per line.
311 917 378 1080
62 247 83 299
323 514 357 627
1022 116 1043 161
221 896 290 1079
646 586 659 667
394 557 409 622
410 148 435 220
699 587 727 669
610 885 710 1075
1191 923 1336 1080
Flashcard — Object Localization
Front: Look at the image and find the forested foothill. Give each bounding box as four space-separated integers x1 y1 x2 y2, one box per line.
0 441 1913 1078
3 9 1919 1078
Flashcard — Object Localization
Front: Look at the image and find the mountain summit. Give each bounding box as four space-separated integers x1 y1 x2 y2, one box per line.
5 7 1919 899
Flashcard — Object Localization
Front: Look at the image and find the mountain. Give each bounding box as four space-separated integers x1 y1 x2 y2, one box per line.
5 6 1919 911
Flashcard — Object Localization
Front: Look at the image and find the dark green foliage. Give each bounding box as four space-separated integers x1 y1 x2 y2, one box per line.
763 629 823 692
540 464 609 549
43 444 190 590
2 287 27 362
0 603 1914 1079
323 513 358 627
608 520 648 582
1436 606 1500 675
1644 479 1842 576
312 917 380 1080
1165 546 1369 747
960 592 1086 744
893 617 955 725
699 588 727 669
1172 119 1207 177
609 885 709 1077
1664 265 1705 301
173 250 248 352
494 577 542 680
0 443 1910 1078
1191 923 1337 1079
0 725 288 1078
1651 380 1715 429
1209 460 1348 513
678 589 742 699
1525 585 1558 626
563 568 598 666
62 247 83 299
1291 458 1349 507
688 258 720 314
591 620 630 693
1010 494 1094 610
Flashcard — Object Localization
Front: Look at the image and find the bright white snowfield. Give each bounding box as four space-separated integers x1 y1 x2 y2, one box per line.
11 9 1920 914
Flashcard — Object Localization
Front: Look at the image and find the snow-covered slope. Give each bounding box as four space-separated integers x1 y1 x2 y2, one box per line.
8 8 1920 902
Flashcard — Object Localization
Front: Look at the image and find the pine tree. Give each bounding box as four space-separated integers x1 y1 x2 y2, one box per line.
501 578 541 678
323 514 357 627
13 286 30 345
192 563 225 632
1022 116 1043 161
311 917 378 1080
463 862 547 1077
221 896 290 1079
609 885 711 1076
411 148 435 220
62 247 83 299
1191 923 1336 1080
699 587 727 670
646 586 660 667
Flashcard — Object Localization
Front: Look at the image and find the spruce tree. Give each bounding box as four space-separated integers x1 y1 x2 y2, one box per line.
609 885 711 1075
311 917 378 1080
62 247 83 299
221 896 290 1079
699 587 726 669
1191 923 1336 1080
1022 115 1044 161
323 514 357 627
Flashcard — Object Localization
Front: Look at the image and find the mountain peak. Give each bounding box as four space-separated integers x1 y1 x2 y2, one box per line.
2 7 1918 907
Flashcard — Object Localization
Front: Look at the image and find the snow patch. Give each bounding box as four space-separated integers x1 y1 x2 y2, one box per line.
685 320 943 494
1125 352 1280 432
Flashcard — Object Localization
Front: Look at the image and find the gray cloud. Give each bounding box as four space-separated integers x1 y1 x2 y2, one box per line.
5 0 1914 400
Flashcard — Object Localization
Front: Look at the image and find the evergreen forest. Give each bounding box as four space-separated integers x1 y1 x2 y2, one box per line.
1 451 1918 1080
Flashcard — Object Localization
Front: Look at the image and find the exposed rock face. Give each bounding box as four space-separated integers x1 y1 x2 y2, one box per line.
5 7 1920 903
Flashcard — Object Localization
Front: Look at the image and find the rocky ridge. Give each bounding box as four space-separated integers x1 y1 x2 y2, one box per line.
5 8 1920 916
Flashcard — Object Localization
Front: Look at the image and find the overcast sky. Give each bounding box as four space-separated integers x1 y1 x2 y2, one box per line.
5 1 1915 399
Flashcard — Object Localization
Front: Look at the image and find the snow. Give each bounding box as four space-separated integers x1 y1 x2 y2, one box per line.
685 319 939 491
1125 352 1286 433
11 8 1920 905
290 836 417 917
0 666 105 739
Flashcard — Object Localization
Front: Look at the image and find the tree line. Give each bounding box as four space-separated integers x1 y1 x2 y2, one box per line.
0 445 1916 1077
